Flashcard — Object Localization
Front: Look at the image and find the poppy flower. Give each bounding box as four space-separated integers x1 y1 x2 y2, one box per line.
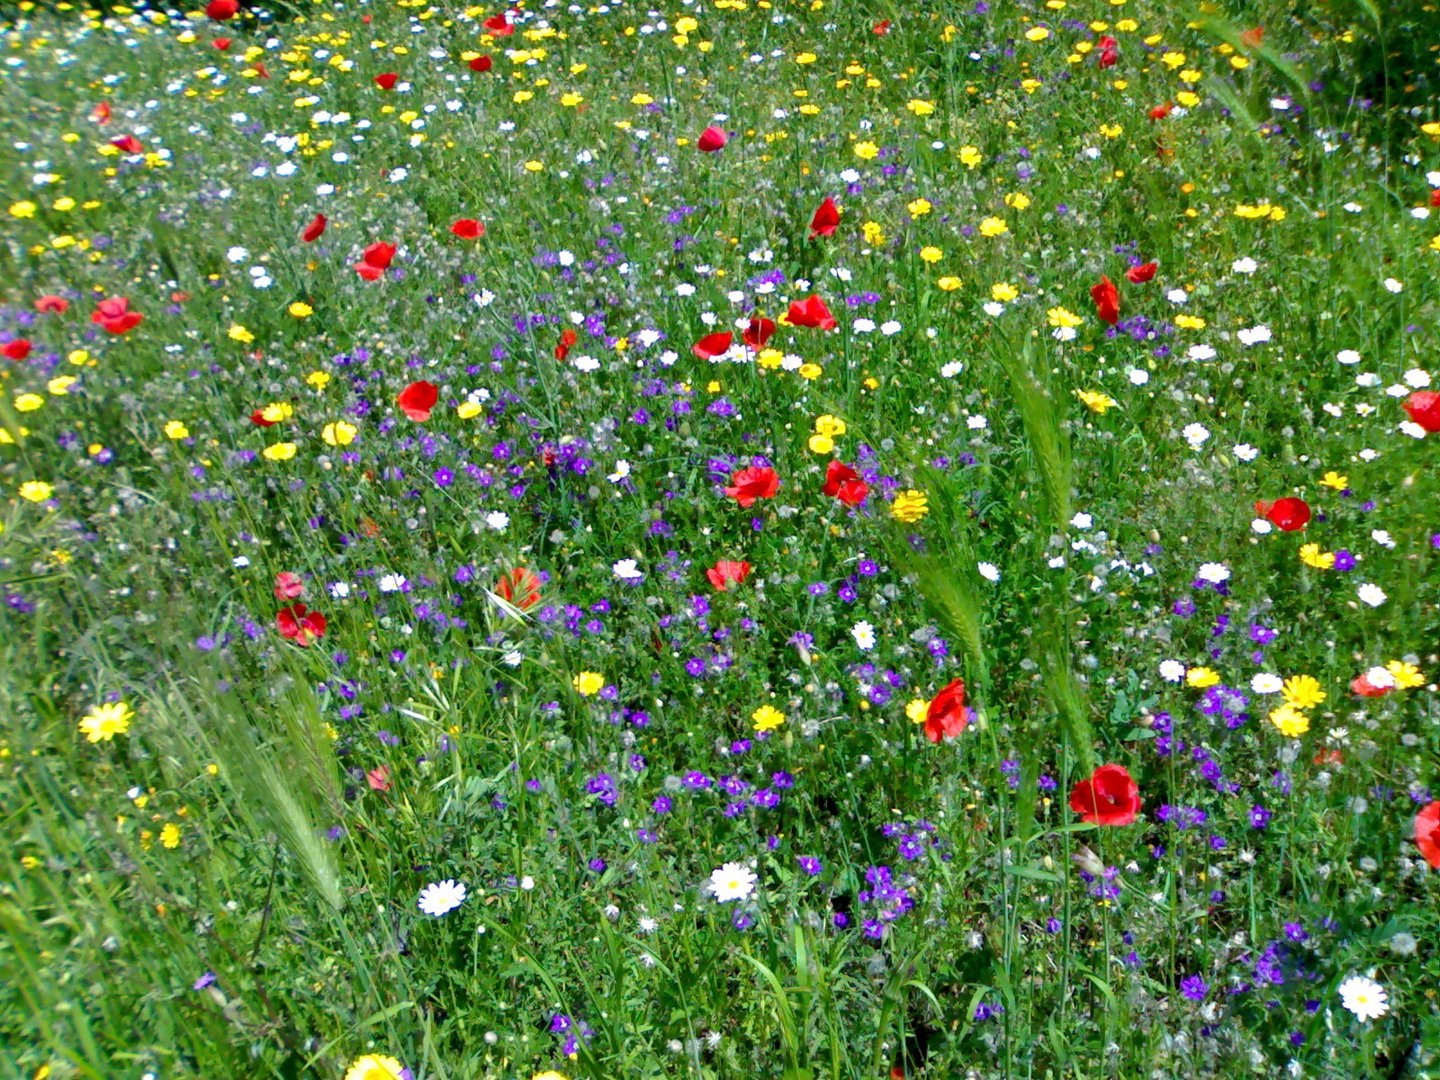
1090 275 1120 326
785 294 837 330
1068 764 1142 826
355 241 396 280
91 297 142 335
250 62 270 79
692 332 734 361
397 381 439 421
1239 26 1264 48
923 678 969 743
301 213 327 242
555 328 578 361
1402 390 1440 433
483 12 514 35
213 37 232 50
697 125 727 153
273 571 304 601
872 19 890 34
742 317 775 351
495 566 542 611
111 135 143 155
1125 261 1158 284
1415 801 1440 869
450 218 485 239
1097 35 1119 68
1350 672 1390 698
1148 103 1174 120
706 560 751 591
374 72 399 90
90 101 111 125
2 339 32 361
724 465 779 507
809 196 840 238
205 0 239 19
35 295 68 315
1431 189 1440 208
822 460 869 506
469 55 494 73
1254 497 1310 531
249 408 277 427
366 765 391 792
276 603 326 646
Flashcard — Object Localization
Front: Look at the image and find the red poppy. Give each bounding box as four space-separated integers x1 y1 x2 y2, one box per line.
1431 189 1440 208
484 12 514 35
397 380 439 421
706 559 752 591
1148 102 1174 120
2 339 31 361
366 765 392 792
1125 261 1158 284
809 196 840 238
822 460 869 506
742 317 776 351
111 135 143 155
249 408 277 427
1402 390 1440 433
923 678 969 743
91 297 142 335
301 213 327 242
1350 672 1390 698
692 331 734 361
495 566 542 611
697 125 727 153
273 571 304 601
355 241 396 280
374 72 399 90
1254 497 1310 532
213 37 232 50
35 295 68 315
90 101 112 125
1415 801 1440 869
1068 764 1142 826
276 603 326 646
555 328 578 361
872 19 890 34
205 0 239 19
450 218 485 239
469 55 494 73
1239 26 1264 48
251 62 270 79
786 294 837 330
724 465 779 507
1090 275 1120 326
1097 35 1119 68
1312 748 1344 766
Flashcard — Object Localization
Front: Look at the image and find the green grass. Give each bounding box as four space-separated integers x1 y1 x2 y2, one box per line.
1 0 1440 1076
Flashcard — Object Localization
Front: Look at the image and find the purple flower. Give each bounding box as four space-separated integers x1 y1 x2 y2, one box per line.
1180 975 1208 1002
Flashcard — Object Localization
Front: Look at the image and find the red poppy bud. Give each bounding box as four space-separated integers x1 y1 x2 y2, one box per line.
301 213 327 243
697 125 727 153
809 196 841 239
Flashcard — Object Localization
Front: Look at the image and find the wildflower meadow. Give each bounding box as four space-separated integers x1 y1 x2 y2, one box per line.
4 0 1440 1076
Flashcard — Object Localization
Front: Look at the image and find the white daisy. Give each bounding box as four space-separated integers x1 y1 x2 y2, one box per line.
1337 975 1389 1022
1357 583 1387 608
418 879 467 917
707 862 757 902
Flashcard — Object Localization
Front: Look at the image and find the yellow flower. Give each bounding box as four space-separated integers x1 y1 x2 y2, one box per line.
958 145 983 168
907 198 932 218
1099 123 1124 139
79 701 133 743
862 220 885 245
906 98 936 116
288 301 314 318
1319 470 1348 490
19 480 54 503
1299 543 1335 570
1004 192 1032 210
1385 660 1425 690
164 421 190 440
532 1073 569 1080
1024 26 1050 41
1174 314 1206 330
306 370 331 389
322 421 358 446
808 433 834 454
919 246 942 263
47 376 77 395
890 490 929 523
14 394 44 413
560 92 584 107
573 671 605 696
905 698 929 724
263 442 297 461
344 1056 406 1080
757 348 784 370
9 200 37 219
1075 390 1119 414
160 823 181 849
259 402 293 423
937 276 962 291
457 401 482 419
1048 306 1083 328
523 160 544 173
1161 50 1187 68
978 216 1008 238
228 324 254 344
814 415 847 438
1268 704 1310 738
797 363 822 380
1185 666 1219 689
752 704 786 732
990 282 1018 302
68 349 91 367
1281 675 1326 710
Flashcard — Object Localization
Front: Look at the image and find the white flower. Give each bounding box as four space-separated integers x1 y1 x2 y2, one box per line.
1251 518 1273 534
1403 368 1431 388
851 620 876 651
226 246 249 263
966 414 988 431
1338 975 1389 1022
1047 555 1067 569
232 555 250 569
977 561 1001 583
1126 367 1150 386
1070 512 1093 530
1166 288 1188 304
1237 325 1271 346
378 573 408 593
608 460 631 483
638 915 658 933
1399 420 1428 439
880 320 901 336
1383 277 1403 294
1187 344 1216 362
707 862 757 902
571 354 600 373
1357 583 1387 608
520 875 535 890
1181 423 1210 449
1336 349 1362 365
982 301 1004 317
1159 659 1187 683
940 360 964 378
1364 666 1397 691
1196 562 1230 584
329 581 351 599
612 558 644 582
1233 443 1259 462
485 511 510 532
1231 257 1258 275
418 879 467 917
852 318 875 333
1371 529 1395 549
1250 673 1283 694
